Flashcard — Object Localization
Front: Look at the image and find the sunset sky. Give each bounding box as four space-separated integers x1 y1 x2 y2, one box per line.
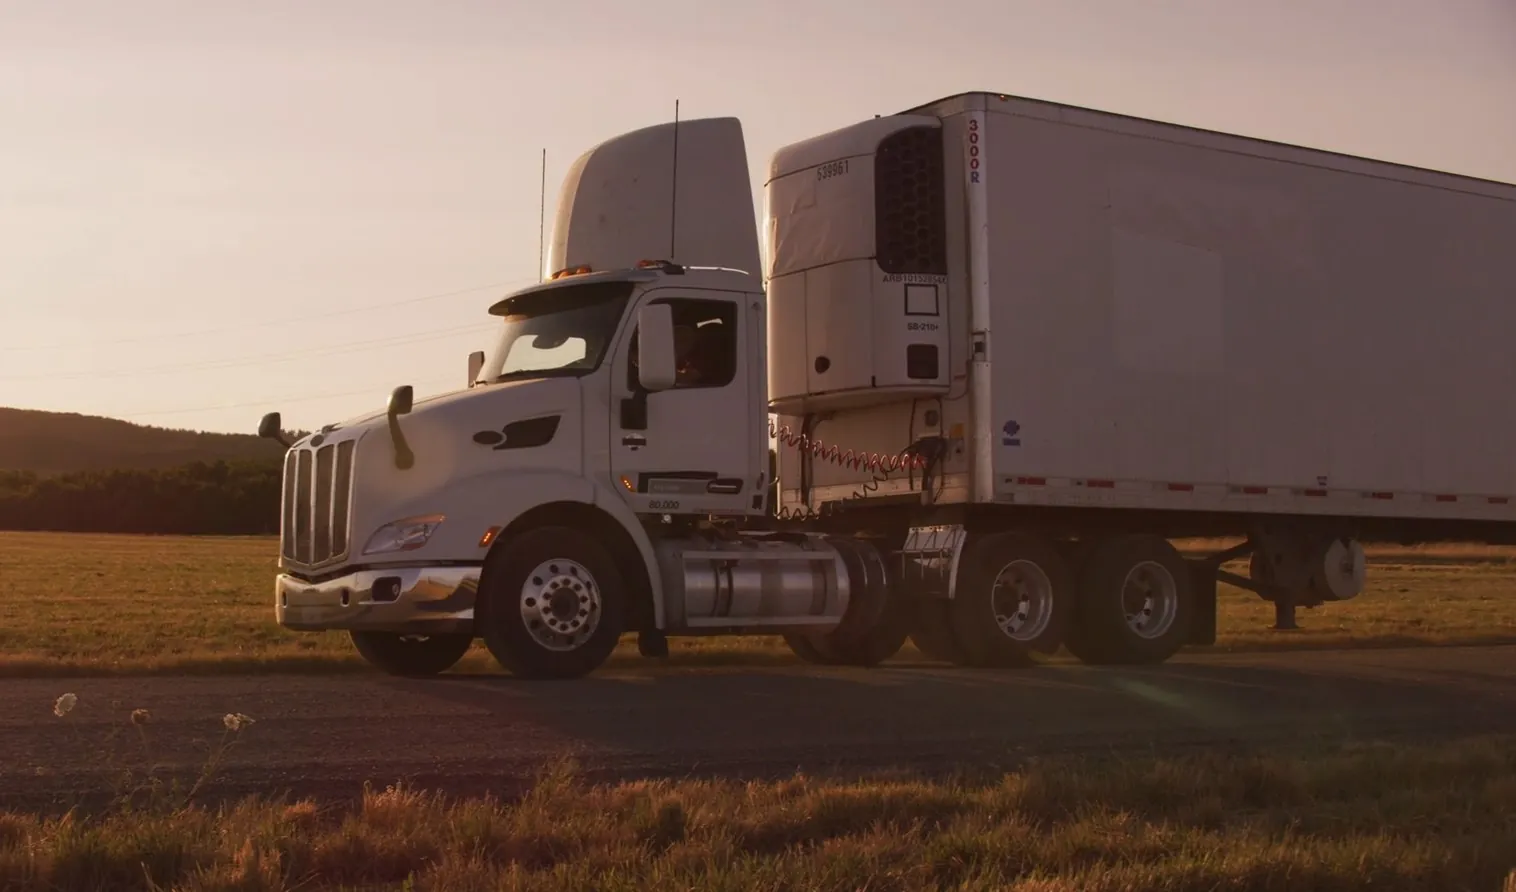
2 0 1512 435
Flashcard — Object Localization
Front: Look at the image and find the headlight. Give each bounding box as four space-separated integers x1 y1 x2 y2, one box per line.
362 514 445 555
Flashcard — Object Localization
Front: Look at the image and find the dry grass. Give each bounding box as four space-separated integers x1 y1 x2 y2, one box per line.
2 531 1515 677
1 734 1514 891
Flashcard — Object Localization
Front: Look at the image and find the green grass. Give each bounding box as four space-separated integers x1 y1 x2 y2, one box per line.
2 531 1515 677
3 734 1515 891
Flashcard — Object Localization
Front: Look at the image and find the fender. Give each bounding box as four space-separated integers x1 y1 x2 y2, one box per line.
359 468 667 629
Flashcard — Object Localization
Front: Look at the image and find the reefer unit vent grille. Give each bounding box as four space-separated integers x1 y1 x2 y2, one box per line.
874 126 948 276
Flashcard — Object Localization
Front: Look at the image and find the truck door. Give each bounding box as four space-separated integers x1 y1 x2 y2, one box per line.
608 289 755 516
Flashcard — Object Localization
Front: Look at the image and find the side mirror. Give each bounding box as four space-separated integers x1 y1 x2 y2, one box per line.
388 385 414 416
386 385 415 470
636 303 677 392
257 411 292 447
467 350 485 388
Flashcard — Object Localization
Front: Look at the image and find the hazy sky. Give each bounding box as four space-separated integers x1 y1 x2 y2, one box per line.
2 0 1512 434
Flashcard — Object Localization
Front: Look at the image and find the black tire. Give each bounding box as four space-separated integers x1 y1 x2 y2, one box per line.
349 630 474 677
908 597 969 664
782 631 844 665
949 532 1073 667
824 538 909 666
783 538 909 667
832 579 913 666
476 526 626 680
1065 534 1193 665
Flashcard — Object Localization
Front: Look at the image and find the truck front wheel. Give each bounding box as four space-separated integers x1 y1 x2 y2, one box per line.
1065 534 1192 665
349 630 474 677
476 526 626 680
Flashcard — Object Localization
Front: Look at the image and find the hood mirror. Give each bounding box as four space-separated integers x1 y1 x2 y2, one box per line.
257 411 292 448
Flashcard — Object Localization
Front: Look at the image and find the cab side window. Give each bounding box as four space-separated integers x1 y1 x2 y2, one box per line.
628 298 738 390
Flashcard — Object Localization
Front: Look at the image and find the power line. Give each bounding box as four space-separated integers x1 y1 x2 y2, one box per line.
1 279 530 352
0 321 498 382
119 374 460 420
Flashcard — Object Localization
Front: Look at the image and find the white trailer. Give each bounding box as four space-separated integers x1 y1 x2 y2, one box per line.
260 92 1516 679
763 91 1516 665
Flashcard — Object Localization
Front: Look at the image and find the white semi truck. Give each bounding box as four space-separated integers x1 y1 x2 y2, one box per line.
260 91 1516 680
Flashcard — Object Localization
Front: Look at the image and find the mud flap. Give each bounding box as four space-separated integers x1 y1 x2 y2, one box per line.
1186 559 1218 646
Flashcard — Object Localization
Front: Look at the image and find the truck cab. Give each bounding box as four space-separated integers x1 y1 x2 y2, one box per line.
263 117 902 679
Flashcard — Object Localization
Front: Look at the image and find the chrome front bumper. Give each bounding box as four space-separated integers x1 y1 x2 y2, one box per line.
275 565 480 634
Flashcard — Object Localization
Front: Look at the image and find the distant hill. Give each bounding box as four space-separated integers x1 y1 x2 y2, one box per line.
0 407 288 476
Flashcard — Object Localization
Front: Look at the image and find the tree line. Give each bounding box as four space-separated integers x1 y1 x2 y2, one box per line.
0 459 282 535
0 407 287 477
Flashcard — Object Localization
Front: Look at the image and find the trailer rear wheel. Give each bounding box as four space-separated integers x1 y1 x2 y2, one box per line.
1066 534 1192 665
476 526 626 680
949 532 1073 667
349 630 474 677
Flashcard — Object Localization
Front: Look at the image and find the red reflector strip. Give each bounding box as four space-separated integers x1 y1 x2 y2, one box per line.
1491 497 1510 505
1303 489 1327 497
1241 486 1267 495
1435 494 1457 503
1167 483 1193 492
1086 480 1114 488
1370 492 1393 500
1016 476 1046 486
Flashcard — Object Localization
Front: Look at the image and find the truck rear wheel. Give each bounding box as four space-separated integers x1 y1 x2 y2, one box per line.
1065 534 1192 665
782 632 843 665
949 532 1073 667
835 579 914 665
349 630 474 677
908 598 968 664
476 526 626 680
782 538 910 667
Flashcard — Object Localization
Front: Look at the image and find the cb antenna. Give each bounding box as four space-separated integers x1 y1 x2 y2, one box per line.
669 99 679 261
537 148 546 280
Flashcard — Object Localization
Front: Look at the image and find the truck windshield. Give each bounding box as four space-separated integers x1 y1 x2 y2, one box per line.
482 280 636 382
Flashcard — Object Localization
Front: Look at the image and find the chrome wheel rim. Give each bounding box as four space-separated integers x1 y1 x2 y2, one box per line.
519 558 601 651
1121 560 1178 639
991 559 1055 642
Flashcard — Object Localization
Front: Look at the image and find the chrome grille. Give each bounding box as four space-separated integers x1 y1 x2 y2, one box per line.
281 439 356 567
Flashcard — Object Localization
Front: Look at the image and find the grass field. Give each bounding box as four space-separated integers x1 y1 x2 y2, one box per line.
3 734 1514 891
2 531 1515 677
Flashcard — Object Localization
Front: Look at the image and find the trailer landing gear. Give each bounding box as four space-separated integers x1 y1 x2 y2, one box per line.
1216 527 1366 633
1271 600 1301 632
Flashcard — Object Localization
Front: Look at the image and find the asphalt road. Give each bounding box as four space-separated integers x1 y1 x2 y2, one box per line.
4 645 1516 810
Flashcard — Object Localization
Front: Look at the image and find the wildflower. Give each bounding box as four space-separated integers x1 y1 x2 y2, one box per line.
130 709 150 726
223 713 255 732
53 693 77 718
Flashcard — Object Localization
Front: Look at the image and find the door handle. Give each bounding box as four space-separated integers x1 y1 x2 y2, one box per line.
622 434 647 447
